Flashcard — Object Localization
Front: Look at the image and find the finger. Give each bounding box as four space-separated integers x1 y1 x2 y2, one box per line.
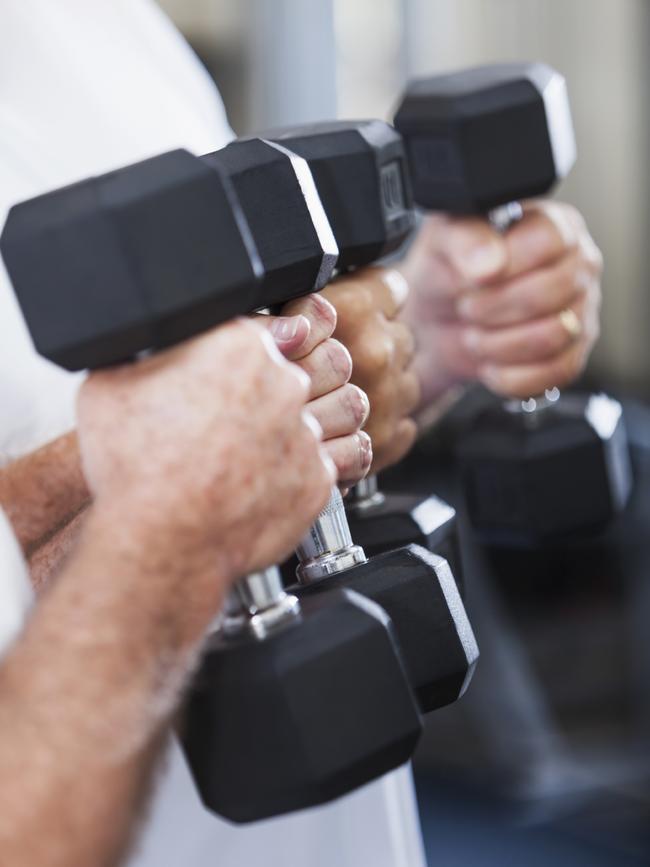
461 296 589 366
300 408 324 442
412 322 479 386
394 370 421 417
425 213 508 289
371 418 418 475
308 384 369 440
327 267 409 319
256 313 311 357
324 431 373 488
500 200 582 279
296 338 352 399
389 321 417 369
278 293 337 359
372 268 410 317
478 339 590 398
456 248 591 327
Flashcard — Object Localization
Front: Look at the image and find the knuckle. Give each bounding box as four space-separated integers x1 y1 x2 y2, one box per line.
336 443 361 482
324 338 353 384
586 239 604 274
309 293 337 335
344 384 370 427
354 332 392 375
323 282 359 319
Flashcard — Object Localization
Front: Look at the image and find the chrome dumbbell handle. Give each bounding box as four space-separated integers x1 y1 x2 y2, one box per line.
224 567 300 640
295 487 367 583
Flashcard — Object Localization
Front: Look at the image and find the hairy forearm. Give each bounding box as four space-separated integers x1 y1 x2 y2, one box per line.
29 508 88 591
0 432 90 556
0 501 228 867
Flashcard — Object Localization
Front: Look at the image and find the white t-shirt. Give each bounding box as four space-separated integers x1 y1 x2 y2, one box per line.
0 3 426 866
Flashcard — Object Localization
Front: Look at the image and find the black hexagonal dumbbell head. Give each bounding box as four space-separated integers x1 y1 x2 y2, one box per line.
458 393 633 546
0 150 262 371
259 120 415 269
202 138 337 305
394 61 576 213
180 587 422 824
292 542 478 714
345 483 464 597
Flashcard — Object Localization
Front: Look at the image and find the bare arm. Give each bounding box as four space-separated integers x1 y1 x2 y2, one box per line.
0 319 334 867
0 432 89 557
0 500 228 867
28 508 88 591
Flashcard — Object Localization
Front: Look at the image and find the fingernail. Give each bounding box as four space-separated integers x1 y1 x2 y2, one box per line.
270 316 301 342
358 432 373 469
463 241 504 282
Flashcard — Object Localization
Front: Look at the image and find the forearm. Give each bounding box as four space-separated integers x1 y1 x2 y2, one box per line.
28 508 88 591
0 501 228 867
0 432 90 556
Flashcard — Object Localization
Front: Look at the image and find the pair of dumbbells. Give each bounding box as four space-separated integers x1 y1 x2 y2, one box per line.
0 123 478 822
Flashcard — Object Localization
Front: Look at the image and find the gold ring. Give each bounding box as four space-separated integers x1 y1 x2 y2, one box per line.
559 308 582 341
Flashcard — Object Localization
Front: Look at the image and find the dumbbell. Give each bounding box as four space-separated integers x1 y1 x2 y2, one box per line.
262 122 465 583
257 122 478 709
394 62 633 546
183 569 422 823
0 146 422 822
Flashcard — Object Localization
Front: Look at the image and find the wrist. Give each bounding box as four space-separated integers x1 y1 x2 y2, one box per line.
81 497 235 648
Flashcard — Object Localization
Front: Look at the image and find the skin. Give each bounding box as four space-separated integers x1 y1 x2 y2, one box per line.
0 201 602 866
0 318 335 867
0 432 88 558
319 201 602 476
1 293 370 589
322 268 418 474
7 199 597 552
398 200 603 404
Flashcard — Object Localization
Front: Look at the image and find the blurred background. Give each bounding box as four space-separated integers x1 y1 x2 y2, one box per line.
158 1 650 864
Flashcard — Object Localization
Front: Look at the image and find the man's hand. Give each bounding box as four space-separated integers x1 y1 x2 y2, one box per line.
263 293 374 488
321 270 420 475
400 200 603 403
78 318 334 597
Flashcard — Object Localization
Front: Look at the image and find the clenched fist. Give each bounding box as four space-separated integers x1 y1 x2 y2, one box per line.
262 293 373 487
77 319 334 583
400 200 603 403
322 269 420 474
